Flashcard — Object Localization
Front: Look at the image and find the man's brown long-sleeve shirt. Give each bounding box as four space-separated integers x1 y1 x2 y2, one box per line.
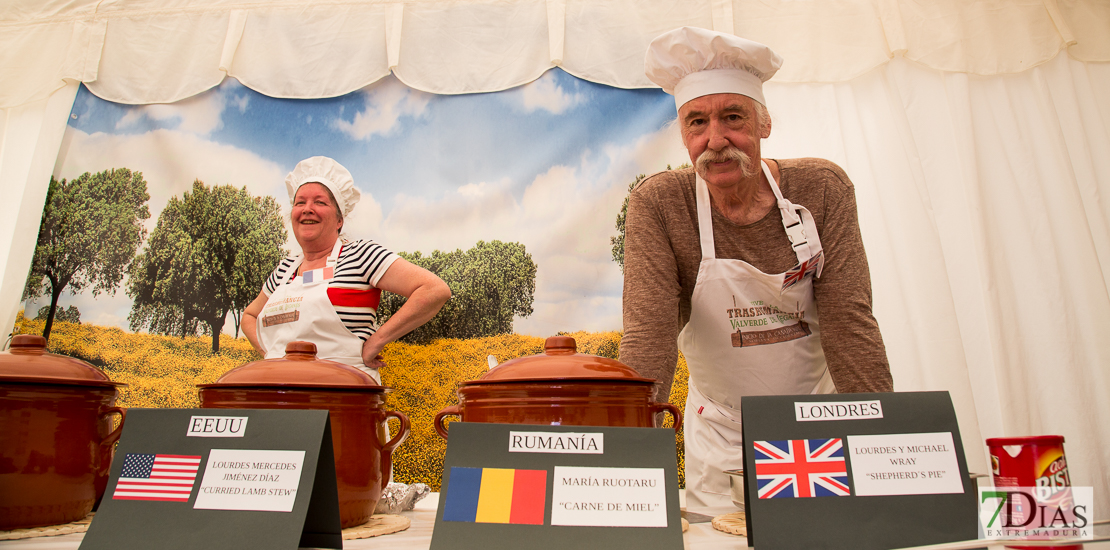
620 159 893 401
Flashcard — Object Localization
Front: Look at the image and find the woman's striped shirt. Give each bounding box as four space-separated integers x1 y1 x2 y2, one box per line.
262 239 398 341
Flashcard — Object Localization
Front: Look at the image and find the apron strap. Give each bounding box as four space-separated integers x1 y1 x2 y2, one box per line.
763 161 823 267
327 239 342 266
694 161 824 267
279 257 301 285
694 173 717 260
279 239 344 286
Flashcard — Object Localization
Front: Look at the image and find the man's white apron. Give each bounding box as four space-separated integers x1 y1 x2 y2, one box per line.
679 160 836 507
257 239 379 383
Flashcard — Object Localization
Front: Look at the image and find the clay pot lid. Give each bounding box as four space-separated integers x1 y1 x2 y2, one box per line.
198 341 389 391
0 334 123 388
464 336 654 385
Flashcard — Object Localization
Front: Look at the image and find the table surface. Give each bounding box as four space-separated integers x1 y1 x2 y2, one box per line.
2 492 1106 550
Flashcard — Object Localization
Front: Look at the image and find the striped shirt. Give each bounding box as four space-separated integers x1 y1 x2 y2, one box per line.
263 240 398 341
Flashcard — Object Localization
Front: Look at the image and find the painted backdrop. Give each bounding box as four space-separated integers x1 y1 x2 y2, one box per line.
16 71 691 488
25 70 685 337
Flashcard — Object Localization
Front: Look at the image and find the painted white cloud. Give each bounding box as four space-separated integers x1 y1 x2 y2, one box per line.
55 128 288 232
232 94 250 114
112 80 251 135
116 92 228 135
324 191 386 252
375 123 689 336
516 71 584 115
331 77 431 140
380 178 521 254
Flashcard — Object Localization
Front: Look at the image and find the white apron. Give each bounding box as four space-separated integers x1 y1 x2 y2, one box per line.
257 240 380 383
679 160 836 507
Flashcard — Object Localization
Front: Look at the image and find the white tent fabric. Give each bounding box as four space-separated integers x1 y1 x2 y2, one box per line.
759 54 1110 518
1 0 1108 519
2 0 1109 107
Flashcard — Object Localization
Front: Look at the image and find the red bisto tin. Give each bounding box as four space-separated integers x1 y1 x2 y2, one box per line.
987 435 1071 489
986 435 1080 550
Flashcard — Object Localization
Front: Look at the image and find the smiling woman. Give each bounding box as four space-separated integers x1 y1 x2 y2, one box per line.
241 156 451 383
292 183 344 241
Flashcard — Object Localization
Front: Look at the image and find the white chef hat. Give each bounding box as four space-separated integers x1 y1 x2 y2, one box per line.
285 156 361 217
645 27 782 110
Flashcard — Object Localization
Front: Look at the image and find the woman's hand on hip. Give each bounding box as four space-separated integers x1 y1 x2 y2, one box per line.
361 338 386 370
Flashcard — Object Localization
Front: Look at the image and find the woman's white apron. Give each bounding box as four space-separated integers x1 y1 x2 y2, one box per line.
679 161 836 507
257 240 379 383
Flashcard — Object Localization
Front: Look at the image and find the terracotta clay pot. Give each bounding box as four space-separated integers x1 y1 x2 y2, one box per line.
435 336 681 438
197 341 408 529
0 335 126 530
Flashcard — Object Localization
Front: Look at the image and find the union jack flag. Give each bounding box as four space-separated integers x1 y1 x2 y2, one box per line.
781 251 824 292
753 438 850 499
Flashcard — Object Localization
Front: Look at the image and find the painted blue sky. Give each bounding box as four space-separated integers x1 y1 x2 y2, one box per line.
34 69 690 336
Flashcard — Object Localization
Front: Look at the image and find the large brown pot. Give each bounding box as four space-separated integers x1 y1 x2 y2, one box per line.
197 341 408 529
0 335 126 530
435 336 681 438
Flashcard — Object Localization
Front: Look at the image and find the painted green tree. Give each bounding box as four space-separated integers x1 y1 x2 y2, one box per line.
378 240 537 342
127 180 286 353
610 173 646 273
36 305 80 324
611 164 690 272
22 170 151 340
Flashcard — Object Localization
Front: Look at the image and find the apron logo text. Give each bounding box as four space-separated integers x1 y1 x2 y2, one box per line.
262 311 300 327
732 320 811 347
727 304 806 330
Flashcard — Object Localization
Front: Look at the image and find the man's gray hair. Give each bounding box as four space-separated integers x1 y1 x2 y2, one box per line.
754 102 771 136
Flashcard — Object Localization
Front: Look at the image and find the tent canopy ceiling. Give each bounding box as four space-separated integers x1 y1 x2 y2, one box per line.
2 0 1109 109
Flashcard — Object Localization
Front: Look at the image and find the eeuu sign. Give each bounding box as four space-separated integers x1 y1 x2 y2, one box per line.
80 408 341 550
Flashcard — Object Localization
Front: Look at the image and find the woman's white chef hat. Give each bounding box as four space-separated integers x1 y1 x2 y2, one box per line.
645 27 782 110
285 156 361 217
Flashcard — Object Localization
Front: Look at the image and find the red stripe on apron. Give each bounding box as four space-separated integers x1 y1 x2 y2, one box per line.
327 287 382 309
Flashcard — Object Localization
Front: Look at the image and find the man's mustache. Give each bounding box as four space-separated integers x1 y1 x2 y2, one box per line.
695 146 758 178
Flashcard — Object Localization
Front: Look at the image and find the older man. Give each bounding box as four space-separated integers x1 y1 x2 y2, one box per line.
620 27 893 507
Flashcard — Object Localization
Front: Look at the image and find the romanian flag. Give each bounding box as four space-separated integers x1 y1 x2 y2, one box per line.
441 467 548 525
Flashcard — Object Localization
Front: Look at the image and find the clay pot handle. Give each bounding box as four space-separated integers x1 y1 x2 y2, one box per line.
100 406 127 447
434 405 460 439
651 402 683 433
379 410 410 491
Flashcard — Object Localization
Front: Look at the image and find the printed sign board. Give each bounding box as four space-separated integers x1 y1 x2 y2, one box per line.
79 408 340 550
741 391 978 550
430 423 683 550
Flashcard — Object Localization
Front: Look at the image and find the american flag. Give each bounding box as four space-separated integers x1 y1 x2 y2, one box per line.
781 251 824 292
753 439 850 499
112 453 202 502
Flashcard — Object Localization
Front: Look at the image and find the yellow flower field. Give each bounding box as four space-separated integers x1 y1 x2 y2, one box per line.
14 318 689 490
